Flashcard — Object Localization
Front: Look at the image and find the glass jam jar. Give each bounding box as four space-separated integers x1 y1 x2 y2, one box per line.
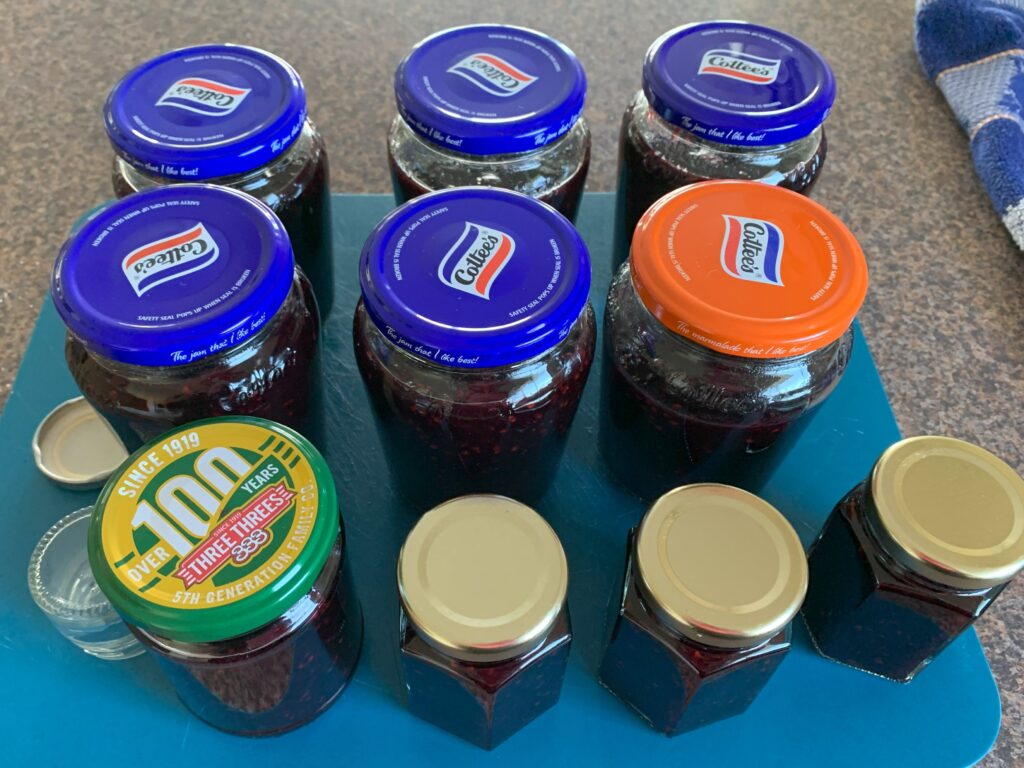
398 495 571 749
600 180 868 499
613 21 835 264
802 436 1024 682
353 187 595 510
599 484 807 735
52 185 322 452
88 418 363 735
389 24 590 222
105 44 335 315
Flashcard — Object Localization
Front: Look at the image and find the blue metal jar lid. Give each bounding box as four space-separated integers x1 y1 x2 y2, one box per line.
105 44 308 180
52 185 295 367
359 187 591 368
643 21 835 147
394 24 587 156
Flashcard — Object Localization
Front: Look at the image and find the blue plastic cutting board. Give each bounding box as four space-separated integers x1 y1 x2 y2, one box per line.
0 194 1001 767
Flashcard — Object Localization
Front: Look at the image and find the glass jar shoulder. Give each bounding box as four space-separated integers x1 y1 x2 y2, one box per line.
604 265 850 414
622 91 825 186
136 537 344 661
113 121 327 205
353 299 596 408
401 605 571 691
388 115 590 197
839 484 999 614
619 541 789 675
67 273 319 414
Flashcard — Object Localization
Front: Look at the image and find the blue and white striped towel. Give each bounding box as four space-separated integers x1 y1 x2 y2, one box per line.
917 0 1024 248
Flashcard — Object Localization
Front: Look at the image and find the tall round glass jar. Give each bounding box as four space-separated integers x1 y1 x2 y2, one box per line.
613 22 835 264
105 44 335 315
88 418 363 736
601 181 868 499
52 185 322 451
388 25 590 222
354 188 595 510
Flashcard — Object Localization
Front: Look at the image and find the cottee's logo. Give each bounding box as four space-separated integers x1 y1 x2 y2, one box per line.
437 221 516 300
122 223 220 297
720 215 785 286
698 50 782 84
155 77 252 116
447 53 538 97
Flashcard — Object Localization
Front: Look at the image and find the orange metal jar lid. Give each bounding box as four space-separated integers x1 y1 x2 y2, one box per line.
629 180 869 359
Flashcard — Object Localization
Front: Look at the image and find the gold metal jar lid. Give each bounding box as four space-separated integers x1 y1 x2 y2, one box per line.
398 495 569 663
635 484 808 649
869 436 1024 590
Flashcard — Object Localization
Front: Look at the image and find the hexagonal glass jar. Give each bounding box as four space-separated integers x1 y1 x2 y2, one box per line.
802 437 1024 682
398 496 571 749
599 485 807 735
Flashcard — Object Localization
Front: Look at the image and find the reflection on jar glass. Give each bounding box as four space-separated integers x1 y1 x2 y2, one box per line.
398 495 571 749
802 436 1024 682
600 180 867 499
354 188 595 510
105 44 335 315
52 185 322 451
388 24 591 221
88 418 362 736
600 484 808 735
613 21 834 265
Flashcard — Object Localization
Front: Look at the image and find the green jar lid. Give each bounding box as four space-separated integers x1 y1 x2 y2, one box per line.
88 417 338 643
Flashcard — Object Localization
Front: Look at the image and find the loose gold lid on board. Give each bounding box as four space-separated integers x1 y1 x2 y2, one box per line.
869 436 1024 590
635 484 808 649
32 397 128 489
398 495 569 663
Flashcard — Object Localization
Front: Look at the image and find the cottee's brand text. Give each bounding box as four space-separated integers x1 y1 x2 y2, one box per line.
447 53 538 97
156 76 252 116
698 50 782 84
437 221 516 300
720 214 785 286
121 222 220 297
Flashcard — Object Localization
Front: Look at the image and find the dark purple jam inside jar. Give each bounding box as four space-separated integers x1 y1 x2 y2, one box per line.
599 485 807 735
52 185 322 452
802 437 1024 682
139 537 362 736
397 496 572 749
88 419 363 736
354 187 595 511
613 21 835 264
388 24 591 222
105 44 335 315
600 181 867 499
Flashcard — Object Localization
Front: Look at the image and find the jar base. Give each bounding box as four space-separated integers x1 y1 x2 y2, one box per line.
800 614 917 684
177 639 363 738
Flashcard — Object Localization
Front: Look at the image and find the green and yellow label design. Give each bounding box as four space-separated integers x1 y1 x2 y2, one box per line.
90 418 338 642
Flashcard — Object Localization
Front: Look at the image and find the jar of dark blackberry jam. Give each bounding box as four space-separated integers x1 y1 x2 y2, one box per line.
398 495 571 749
802 436 1024 683
601 180 868 499
52 185 322 452
354 187 595 509
613 21 834 264
389 25 590 222
106 44 335 315
600 484 807 735
88 418 363 735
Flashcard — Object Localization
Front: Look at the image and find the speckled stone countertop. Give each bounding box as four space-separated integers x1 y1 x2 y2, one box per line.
3 0 1022 763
